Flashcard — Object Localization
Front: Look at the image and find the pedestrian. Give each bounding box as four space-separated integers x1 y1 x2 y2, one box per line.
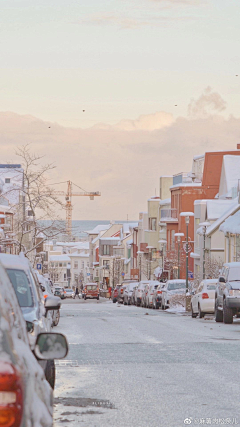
108 286 112 300
75 286 79 299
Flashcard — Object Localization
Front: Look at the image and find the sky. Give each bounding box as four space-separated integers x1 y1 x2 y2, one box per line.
1 0 240 220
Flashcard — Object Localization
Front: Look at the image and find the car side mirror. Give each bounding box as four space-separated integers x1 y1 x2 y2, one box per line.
219 277 226 283
45 296 61 312
41 285 46 292
34 333 68 360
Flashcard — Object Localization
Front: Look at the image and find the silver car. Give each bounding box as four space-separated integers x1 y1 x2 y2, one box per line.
0 253 61 389
0 260 68 426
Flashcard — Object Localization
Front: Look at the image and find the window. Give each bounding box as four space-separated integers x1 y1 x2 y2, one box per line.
87 262 89 268
59 263 62 267
7 269 33 308
64 273 66 280
103 260 109 269
149 218 157 231
5 178 10 184
74 261 78 269
82 261 84 269
103 245 110 255
63 262 67 267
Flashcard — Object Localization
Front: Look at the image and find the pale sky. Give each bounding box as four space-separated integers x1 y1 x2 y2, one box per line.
1 1 240 220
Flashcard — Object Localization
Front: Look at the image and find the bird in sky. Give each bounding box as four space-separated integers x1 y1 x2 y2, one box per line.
175 105 178 107
48 126 51 128
236 75 238 77
83 110 85 112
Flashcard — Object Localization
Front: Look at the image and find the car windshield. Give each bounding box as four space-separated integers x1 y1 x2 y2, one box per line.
7 269 34 307
86 285 97 290
207 285 217 290
167 282 186 290
228 268 240 282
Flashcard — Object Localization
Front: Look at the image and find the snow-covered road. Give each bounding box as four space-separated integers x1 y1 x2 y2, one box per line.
53 299 240 427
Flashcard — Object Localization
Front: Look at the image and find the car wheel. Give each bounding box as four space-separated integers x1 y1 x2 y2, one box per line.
198 304 204 319
113 298 117 303
215 300 223 323
152 300 155 309
124 299 127 305
45 359 55 389
162 301 165 310
191 305 197 318
53 309 60 326
223 298 233 324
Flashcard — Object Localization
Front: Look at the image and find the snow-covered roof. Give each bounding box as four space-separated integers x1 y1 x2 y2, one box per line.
220 209 240 235
206 199 239 236
122 223 138 234
86 224 111 235
100 237 120 241
49 255 70 262
159 198 171 206
170 182 202 190
206 199 235 220
68 252 89 258
219 155 240 198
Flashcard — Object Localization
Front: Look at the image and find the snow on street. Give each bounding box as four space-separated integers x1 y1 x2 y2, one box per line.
54 299 240 427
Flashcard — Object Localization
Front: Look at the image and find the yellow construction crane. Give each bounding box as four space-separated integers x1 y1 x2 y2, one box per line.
55 180 101 237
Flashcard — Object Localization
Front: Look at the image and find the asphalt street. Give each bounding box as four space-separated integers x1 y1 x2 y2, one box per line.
53 298 240 427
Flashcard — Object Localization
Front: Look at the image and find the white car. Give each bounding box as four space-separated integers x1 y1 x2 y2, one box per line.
145 281 159 308
123 283 138 305
136 281 151 307
191 279 218 318
161 279 186 310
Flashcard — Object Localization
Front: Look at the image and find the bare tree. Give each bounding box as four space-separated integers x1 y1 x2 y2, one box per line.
2 144 65 262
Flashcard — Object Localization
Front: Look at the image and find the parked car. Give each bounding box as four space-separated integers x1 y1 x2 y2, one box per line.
65 288 75 298
123 282 138 305
112 284 121 303
215 262 240 324
0 260 68 426
54 286 66 299
191 279 218 318
161 279 186 310
0 253 61 389
118 280 138 304
141 283 150 307
36 272 61 327
152 282 166 309
130 282 139 305
83 283 100 300
145 281 159 308
136 281 150 306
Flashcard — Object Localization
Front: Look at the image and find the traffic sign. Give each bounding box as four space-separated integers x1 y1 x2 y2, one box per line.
87 273 90 276
121 272 125 276
188 271 194 279
36 263 42 270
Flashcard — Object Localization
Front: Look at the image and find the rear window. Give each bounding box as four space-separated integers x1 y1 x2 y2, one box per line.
167 282 186 290
7 269 34 307
86 285 97 290
207 285 217 290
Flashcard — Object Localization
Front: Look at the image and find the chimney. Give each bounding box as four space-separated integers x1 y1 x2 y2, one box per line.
237 144 240 150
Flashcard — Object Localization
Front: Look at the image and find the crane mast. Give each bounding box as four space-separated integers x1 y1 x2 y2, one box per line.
55 181 101 238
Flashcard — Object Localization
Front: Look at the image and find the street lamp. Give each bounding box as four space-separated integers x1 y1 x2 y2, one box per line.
137 251 144 281
146 246 154 280
158 240 167 279
180 212 194 292
174 233 184 279
199 221 210 280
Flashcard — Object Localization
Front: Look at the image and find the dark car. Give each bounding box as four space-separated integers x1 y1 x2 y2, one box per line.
215 262 240 324
0 260 68 426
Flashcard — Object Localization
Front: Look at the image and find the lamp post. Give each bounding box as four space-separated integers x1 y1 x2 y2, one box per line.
199 222 210 280
137 251 144 281
180 212 194 292
146 246 154 280
158 240 167 280
174 233 184 279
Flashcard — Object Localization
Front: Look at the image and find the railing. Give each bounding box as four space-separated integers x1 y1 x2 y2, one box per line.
160 208 178 221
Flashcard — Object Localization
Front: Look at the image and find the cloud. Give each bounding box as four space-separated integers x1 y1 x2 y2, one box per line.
188 87 227 118
93 112 174 132
0 107 239 221
78 12 196 30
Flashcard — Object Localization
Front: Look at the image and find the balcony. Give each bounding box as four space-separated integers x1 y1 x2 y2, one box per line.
160 208 178 222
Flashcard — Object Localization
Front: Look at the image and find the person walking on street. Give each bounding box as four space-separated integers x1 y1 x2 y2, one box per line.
75 287 79 299
108 286 112 300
